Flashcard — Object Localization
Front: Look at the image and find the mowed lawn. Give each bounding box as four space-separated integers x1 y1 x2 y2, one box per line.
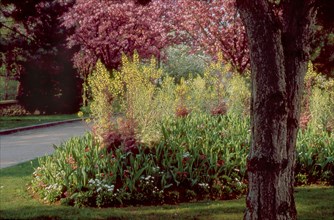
0 114 79 131
0 160 333 220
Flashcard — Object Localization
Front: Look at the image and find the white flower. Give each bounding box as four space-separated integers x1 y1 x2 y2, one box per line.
198 183 209 188
183 152 190 158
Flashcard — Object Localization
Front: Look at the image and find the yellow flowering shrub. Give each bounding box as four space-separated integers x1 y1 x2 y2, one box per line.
154 76 177 119
88 61 122 136
203 52 232 112
187 76 208 113
88 52 252 145
116 53 164 143
305 63 334 132
227 74 251 116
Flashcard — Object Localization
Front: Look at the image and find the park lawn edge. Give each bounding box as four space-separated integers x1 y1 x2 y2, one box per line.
0 160 333 220
0 114 80 131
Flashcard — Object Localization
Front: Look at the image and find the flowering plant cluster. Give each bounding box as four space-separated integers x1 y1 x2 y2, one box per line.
30 56 333 207
31 113 249 207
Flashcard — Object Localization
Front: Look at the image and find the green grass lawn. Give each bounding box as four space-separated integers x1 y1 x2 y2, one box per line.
0 160 333 220
0 114 80 131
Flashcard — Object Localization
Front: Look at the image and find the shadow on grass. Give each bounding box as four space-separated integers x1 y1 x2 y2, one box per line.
0 201 245 220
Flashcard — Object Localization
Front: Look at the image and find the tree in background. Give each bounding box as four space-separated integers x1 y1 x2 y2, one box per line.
61 0 175 73
236 0 320 219
311 0 334 78
0 0 82 113
169 0 249 74
61 0 250 75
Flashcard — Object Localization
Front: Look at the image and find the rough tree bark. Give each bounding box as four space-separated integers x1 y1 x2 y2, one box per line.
235 0 317 219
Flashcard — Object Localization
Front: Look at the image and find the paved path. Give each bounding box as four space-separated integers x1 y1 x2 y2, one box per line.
0 121 91 168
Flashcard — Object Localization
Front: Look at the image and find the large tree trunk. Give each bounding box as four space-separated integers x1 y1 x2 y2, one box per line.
236 1 317 219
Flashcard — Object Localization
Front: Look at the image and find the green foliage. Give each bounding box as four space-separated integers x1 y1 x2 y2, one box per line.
202 53 231 112
227 74 251 116
304 63 334 132
162 45 210 83
17 58 83 114
31 114 250 207
32 55 333 208
88 60 119 138
118 53 163 143
309 87 334 131
31 111 333 207
2 160 333 220
0 76 18 100
296 128 334 185
88 53 250 144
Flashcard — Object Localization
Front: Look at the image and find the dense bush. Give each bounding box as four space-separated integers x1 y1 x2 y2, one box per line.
17 55 83 114
296 128 334 185
31 114 249 207
304 63 334 132
88 53 250 144
0 76 18 100
30 113 333 207
31 56 333 207
162 45 211 83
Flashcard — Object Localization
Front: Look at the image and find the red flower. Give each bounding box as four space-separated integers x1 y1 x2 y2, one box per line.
177 171 188 178
182 157 190 165
199 154 206 160
123 170 130 178
216 160 225 167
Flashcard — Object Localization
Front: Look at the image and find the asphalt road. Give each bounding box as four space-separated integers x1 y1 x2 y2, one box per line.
0 121 91 168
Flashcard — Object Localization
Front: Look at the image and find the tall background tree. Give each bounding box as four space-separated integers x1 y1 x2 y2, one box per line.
0 0 82 113
61 0 249 75
311 0 334 78
236 0 321 219
170 0 249 73
61 0 175 73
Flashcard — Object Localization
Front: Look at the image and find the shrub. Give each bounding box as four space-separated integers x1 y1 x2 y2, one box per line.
296 127 334 184
226 74 251 116
88 60 121 139
303 62 334 132
31 112 333 207
203 53 231 113
31 114 249 207
162 44 211 83
17 56 82 114
0 76 18 100
88 52 250 145
0 104 30 116
117 53 163 143
32 55 334 208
